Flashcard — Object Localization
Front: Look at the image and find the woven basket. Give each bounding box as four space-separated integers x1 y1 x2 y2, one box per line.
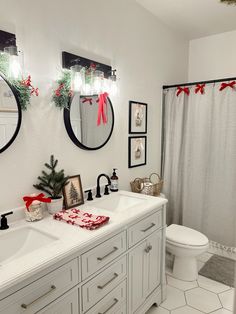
130 173 163 196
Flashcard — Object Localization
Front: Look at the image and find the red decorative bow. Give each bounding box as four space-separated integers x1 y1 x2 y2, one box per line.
195 83 205 94
82 97 93 105
176 86 190 97
30 87 39 96
219 81 236 91
23 193 51 211
21 75 39 97
97 92 108 126
21 75 32 87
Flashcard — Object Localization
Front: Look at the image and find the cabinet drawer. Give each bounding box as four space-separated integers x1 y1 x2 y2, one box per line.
36 287 79 314
128 211 162 247
82 256 127 312
0 259 78 314
86 280 126 314
81 231 126 280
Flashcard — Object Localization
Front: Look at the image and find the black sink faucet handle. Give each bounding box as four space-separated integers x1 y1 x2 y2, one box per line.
104 185 110 195
0 211 13 230
85 189 93 201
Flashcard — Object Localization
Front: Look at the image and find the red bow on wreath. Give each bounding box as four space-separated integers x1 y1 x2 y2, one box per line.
21 75 39 96
195 83 205 94
219 81 236 91
23 193 51 211
176 86 190 97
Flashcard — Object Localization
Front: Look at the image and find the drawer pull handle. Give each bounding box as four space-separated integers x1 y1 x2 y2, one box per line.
97 247 118 261
21 285 56 309
98 298 119 314
141 223 155 233
145 245 153 253
97 273 118 290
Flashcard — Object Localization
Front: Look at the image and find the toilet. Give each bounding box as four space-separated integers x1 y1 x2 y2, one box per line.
166 224 209 281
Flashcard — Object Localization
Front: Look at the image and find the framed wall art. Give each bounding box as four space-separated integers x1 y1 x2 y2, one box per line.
128 136 147 168
129 100 147 134
63 175 84 209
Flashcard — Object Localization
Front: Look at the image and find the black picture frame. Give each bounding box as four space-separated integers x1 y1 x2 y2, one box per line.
129 100 147 134
62 175 84 209
128 136 147 168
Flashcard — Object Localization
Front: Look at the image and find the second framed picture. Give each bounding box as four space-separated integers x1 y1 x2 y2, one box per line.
128 136 147 168
63 175 84 209
129 100 147 134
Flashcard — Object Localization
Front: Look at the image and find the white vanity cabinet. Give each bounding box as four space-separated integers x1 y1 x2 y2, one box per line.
129 230 162 313
0 202 166 314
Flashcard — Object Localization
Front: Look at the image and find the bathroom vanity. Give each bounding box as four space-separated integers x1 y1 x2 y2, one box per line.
0 191 167 314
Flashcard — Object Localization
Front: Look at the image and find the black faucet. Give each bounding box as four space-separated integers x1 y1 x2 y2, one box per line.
0 211 13 230
96 174 111 198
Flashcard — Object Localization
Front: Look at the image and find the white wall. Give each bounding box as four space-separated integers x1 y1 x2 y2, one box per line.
189 30 236 81
0 0 188 211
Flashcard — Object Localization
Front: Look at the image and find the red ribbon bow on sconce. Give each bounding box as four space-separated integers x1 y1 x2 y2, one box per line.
195 83 205 94
23 193 51 211
219 81 236 91
97 92 108 126
176 86 190 97
82 97 93 105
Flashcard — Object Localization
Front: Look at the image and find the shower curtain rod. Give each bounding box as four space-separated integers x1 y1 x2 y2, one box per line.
162 76 236 89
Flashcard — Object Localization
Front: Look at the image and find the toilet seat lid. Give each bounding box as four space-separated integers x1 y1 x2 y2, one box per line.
166 224 208 247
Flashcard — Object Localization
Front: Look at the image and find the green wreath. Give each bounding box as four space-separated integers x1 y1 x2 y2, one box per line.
52 70 72 110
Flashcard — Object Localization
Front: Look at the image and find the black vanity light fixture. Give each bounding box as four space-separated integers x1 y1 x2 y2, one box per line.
0 30 23 80
62 51 117 95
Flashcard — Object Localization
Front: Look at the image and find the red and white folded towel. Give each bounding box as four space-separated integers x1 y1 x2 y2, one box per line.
53 208 110 230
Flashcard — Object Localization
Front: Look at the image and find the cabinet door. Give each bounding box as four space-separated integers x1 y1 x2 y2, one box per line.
129 241 147 313
36 288 79 314
145 230 162 296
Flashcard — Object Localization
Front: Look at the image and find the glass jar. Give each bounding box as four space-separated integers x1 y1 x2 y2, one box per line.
24 201 44 222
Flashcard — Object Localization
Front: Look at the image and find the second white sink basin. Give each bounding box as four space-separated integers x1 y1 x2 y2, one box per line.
92 193 145 212
0 226 58 265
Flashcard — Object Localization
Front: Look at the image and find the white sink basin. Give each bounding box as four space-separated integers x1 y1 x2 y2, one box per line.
92 193 145 212
0 226 58 265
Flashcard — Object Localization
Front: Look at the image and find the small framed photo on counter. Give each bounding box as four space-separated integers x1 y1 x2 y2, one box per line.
63 175 84 209
129 100 147 134
128 136 147 168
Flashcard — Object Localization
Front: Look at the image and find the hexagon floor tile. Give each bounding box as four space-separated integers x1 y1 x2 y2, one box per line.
172 305 203 313
167 275 198 291
219 289 235 311
186 287 221 313
198 276 231 294
211 309 232 313
161 286 186 310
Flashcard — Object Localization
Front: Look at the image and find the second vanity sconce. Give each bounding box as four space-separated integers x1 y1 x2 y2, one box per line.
62 51 117 97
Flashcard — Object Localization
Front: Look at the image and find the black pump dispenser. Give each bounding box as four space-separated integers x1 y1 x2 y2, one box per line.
110 168 118 192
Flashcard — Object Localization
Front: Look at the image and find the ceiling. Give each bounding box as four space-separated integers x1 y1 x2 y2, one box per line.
136 0 236 39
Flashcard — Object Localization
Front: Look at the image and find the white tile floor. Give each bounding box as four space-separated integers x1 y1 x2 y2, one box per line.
147 252 235 314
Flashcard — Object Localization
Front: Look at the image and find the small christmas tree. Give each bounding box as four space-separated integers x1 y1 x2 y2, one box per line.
69 182 79 204
33 155 69 198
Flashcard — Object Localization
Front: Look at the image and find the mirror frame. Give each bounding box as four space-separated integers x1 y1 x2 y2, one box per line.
0 73 22 154
64 95 115 151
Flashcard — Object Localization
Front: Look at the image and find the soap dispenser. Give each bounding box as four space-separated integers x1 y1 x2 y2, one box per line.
110 168 119 192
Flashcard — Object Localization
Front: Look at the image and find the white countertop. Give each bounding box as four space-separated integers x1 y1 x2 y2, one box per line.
0 191 167 295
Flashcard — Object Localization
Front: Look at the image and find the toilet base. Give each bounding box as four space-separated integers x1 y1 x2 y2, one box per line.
173 256 198 281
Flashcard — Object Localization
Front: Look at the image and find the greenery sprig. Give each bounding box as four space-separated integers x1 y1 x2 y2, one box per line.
0 52 38 111
52 70 72 110
33 155 69 198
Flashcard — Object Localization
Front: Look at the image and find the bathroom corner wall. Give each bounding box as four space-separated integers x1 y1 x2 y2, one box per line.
188 29 236 81
0 0 188 211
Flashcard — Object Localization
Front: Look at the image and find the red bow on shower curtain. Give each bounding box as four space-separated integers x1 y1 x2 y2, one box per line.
97 92 108 126
219 81 236 91
176 86 190 97
195 84 205 94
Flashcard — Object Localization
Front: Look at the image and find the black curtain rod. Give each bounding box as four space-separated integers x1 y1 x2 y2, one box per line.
163 76 236 89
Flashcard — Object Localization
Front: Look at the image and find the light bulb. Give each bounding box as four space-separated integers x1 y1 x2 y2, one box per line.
93 70 104 94
70 64 84 92
108 70 117 96
9 55 21 79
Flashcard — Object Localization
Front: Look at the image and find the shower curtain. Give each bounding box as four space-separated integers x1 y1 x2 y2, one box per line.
162 82 236 248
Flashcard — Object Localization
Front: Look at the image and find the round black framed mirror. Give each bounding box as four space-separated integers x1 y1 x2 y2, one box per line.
0 73 22 154
64 94 114 150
